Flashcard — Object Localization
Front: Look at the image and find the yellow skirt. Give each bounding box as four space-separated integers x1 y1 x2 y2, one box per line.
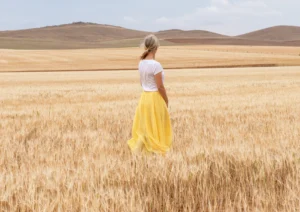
128 91 172 155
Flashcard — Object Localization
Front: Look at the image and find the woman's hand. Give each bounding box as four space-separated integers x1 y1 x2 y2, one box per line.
154 72 169 107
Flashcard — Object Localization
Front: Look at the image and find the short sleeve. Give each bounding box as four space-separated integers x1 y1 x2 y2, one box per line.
153 62 163 75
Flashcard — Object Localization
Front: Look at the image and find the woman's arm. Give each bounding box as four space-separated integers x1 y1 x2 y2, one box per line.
154 72 169 107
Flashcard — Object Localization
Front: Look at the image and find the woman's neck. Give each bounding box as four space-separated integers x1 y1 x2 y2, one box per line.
145 53 155 60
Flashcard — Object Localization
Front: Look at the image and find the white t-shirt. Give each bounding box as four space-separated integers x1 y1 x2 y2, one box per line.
139 59 164 92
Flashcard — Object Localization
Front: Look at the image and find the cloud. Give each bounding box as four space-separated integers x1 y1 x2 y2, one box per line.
156 17 170 24
154 0 282 35
211 0 229 6
193 0 282 19
123 16 139 24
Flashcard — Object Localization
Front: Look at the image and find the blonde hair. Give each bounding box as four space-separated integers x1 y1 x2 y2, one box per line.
140 34 160 60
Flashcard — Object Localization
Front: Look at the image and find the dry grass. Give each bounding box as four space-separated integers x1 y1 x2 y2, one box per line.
1 67 300 211
1 45 300 72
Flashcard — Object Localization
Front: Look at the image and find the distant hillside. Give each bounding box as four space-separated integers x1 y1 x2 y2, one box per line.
0 23 300 49
155 29 227 39
238 25 300 42
0 22 148 41
163 38 283 46
0 22 150 49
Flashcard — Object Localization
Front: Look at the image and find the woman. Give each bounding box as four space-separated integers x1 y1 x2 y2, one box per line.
127 34 172 155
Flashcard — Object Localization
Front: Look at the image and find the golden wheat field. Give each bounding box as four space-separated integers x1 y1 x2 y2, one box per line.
1 45 300 72
1 66 300 211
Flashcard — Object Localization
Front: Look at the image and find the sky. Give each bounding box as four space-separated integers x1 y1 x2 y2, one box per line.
0 0 299 35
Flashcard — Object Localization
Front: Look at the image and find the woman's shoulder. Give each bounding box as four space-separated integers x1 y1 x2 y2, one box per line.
147 60 162 66
139 60 160 65
139 60 163 69
153 60 163 69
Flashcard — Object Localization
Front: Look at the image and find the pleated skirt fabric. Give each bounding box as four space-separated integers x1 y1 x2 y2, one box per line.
128 91 172 155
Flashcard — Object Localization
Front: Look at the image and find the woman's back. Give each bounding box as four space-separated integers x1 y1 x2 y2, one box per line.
139 59 164 92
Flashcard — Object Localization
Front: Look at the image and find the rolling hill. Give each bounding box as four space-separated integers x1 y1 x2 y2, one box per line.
0 22 149 49
0 22 299 49
155 29 227 39
0 22 148 41
238 25 300 42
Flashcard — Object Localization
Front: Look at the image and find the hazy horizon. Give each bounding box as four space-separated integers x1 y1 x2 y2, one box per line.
0 0 299 35
1 21 300 37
